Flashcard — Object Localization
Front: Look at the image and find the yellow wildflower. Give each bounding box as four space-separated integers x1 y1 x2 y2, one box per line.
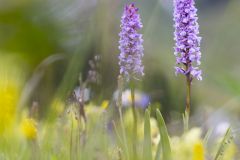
101 100 109 109
171 128 204 160
0 82 19 134
193 140 204 160
0 54 24 135
20 118 37 140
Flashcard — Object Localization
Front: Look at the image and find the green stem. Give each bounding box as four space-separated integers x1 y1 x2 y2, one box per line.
186 74 191 114
184 73 191 131
130 82 137 159
70 114 73 160
118 108 130 160
117 75 130 160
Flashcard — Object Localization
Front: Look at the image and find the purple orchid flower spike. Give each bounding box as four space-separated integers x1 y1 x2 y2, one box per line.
173 0 202 81
118 3 144 81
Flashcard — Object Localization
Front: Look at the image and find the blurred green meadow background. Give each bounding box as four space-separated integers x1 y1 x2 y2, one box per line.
1 0 240 159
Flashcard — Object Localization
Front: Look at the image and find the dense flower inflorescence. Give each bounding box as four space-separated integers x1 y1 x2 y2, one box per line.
173 0 202 80
119 3 144 80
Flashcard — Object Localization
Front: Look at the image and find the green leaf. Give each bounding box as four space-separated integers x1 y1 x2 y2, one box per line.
203 128 213 146
214 127 233 160
156 109 172 160
143 109 153 160
154 140 161 160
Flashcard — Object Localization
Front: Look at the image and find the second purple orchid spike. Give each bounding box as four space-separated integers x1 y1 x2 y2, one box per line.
173 0 202 81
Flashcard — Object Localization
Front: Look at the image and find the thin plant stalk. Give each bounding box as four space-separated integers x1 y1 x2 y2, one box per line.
130 81 137 159
117 75 130 160
77 119 81 160
78 75 87 123
118 108 130 160
184 71 191 131
186 73 191 115
70 114 74 160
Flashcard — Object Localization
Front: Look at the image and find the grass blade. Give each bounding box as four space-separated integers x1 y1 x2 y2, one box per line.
214 127 233 160
143 109 153 160
203 128 213 146
154 140 161 160
156 109 172 160
118 108 130 160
